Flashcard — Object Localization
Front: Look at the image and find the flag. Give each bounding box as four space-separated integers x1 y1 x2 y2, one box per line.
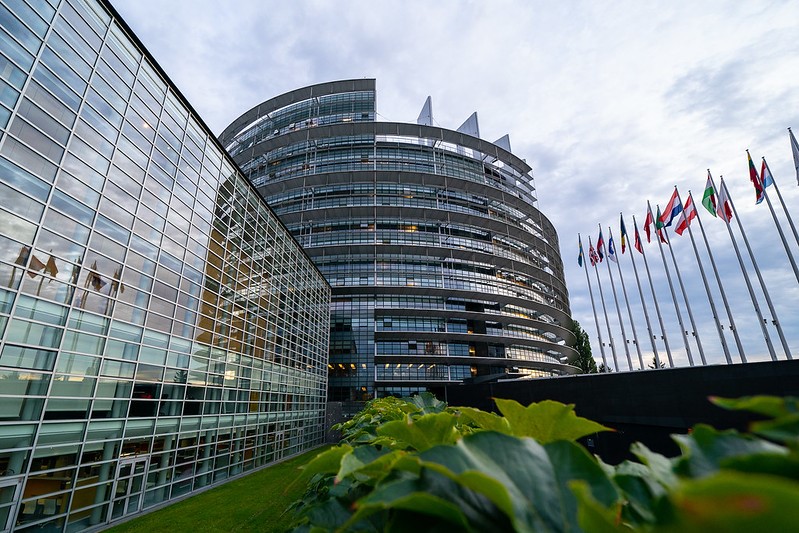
620 215 628 254
760 158 774 191
634 223 643 254
790 127 799 186
748 150 764 204
659 189 682 227
578 237 585 267
674 195 697 235
655 207 668 243
14 246 31 266
44 255 58 279
70 258 82 286
702 173 717 216
87 261 107 291
644 210 654 243
589 244 599 266
111 267 125 294
89 272 106 291
27 254 46 278
596 228 605 262
608 234 618 262
717 181 733 222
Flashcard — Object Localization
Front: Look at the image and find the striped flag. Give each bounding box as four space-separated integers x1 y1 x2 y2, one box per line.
634 223 644 254
760 158 774 190
644 210 654 243
655 207 669 243
702 173 717 216
748 150 765 204
620 215 628 254
717 181 733 222
659 189 682 227
674 195 697 235
578 236 585 267
597 228 605 262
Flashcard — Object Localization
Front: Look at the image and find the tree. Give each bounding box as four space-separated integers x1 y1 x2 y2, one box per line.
598 363 614 373
648 355 666 369
571 320 597 374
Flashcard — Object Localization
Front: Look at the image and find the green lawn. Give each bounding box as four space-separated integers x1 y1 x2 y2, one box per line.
106 445 330 533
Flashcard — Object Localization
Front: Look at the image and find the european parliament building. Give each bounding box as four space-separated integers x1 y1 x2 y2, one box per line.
0 0 330 531
221 80 578 405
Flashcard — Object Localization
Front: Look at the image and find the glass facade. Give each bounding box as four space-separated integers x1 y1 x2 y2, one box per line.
221 80 577 407
0 1 330 531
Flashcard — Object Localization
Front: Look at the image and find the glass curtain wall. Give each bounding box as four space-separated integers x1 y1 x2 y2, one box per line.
0 1 330 531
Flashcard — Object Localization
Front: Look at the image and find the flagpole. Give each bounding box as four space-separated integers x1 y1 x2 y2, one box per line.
760 158 799 284
662 217 706 365
698 173 746 363
790 127 799 186
722 177 791 360
681 190 732 364
590 235 618 371
763 158 799 247
611 225 643 369
605 226 634 371
580 233 608 370
710 173 774 360
649 200 693 366
631 215 666 368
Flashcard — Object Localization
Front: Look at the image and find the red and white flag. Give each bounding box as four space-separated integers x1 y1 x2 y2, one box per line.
674 195 697 235
717 182 733 223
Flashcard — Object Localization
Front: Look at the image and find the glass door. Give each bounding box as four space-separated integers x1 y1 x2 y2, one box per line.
109 456 149 521
0 478 22 532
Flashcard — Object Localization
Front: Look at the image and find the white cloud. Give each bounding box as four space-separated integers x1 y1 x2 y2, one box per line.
111 0 799 367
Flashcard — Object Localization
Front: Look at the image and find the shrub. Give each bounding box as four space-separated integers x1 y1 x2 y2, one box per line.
287 393 799 532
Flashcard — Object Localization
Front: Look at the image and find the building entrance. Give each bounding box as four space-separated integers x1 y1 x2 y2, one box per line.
109 456 150 521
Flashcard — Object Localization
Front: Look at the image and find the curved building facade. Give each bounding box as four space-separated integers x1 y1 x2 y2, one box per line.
221 79 578 402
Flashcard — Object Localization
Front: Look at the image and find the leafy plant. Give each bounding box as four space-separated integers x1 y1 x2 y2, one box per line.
287 394 799 532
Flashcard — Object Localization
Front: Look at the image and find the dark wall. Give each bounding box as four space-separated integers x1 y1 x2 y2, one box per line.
445 360 799 463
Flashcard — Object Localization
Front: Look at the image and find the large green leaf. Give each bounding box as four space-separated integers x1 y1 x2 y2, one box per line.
673 424 786 478
494 398 611 443
377 412 460 451
546 440 619 514
720 451 799 481
301 444 353 478
710 395 799 418
629 442 679 489
666 471 799 532
338 445 391 482
457 406 512 434
419 430 616 532
749 414 799 447
608 453 678 527
349 477 472 531
346 466 511 532
332 447 419 487
404 391 447 414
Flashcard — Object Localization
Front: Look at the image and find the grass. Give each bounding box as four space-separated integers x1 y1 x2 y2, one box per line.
106 445 330 533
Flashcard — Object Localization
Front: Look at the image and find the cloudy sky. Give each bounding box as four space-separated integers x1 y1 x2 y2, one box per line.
112 0 799 370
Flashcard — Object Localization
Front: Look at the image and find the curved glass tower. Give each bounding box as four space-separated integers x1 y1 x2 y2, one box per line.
221 79 578 403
